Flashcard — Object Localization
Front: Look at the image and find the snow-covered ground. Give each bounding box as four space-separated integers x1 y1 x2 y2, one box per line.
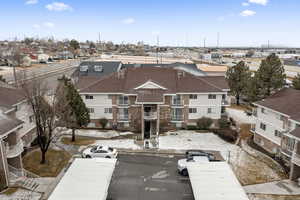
226 108 255 124
94 139 141 150
59 128 133 139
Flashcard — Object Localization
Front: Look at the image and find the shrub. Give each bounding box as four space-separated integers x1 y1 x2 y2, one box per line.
214 129 238 143
186 125 198 130
197 117 213 130
218 118 230 129
99 118 108 129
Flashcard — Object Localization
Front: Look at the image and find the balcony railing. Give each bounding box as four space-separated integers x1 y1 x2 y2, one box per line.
144 112 157 120
5 141 24 158
118 114 129 121
171 115 184 121
172 100 183 106
292 152 300 166
118 99 129 106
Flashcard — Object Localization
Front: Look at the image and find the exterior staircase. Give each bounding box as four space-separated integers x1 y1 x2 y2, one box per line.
8 165 40 192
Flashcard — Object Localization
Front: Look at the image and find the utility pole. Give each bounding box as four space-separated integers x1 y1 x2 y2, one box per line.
203 37 206 49
217 32 220 49
156 36 159 64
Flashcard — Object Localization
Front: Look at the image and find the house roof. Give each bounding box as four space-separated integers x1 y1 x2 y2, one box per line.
290 127 300 138
200 76 230 91
136 89 165 103
79 67 226 95
0 86 25 112
255 88 300 122
72 61 121 78
122 62 206 76
0 112 23 136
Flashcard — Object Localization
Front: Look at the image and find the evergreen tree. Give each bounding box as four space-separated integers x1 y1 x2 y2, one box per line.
245 73 261 102
226 61 251 105
57 76 90 141
292 74 300 90
256 53 286 97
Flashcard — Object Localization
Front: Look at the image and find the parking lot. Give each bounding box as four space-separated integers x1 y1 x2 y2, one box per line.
107 154 194 200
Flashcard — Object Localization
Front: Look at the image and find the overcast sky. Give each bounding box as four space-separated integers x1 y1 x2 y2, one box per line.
1 0 299 47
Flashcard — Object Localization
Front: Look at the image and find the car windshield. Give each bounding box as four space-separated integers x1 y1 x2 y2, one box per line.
91 146 101 152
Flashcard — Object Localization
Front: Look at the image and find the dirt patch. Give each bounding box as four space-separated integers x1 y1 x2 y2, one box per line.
61 136 96 146
1 187 18 195
23 149 71 177
248 194 300 200
229 104 252 111
231 149 286 186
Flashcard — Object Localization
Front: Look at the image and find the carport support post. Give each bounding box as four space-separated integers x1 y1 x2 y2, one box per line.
141 104 144 140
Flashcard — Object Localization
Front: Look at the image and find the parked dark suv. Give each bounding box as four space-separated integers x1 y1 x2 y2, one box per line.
185 150 217 161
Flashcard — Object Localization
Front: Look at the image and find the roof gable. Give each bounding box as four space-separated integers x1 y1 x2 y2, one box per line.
134 80 167 90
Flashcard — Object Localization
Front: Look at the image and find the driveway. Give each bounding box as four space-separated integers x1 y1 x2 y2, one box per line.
107 154 194 200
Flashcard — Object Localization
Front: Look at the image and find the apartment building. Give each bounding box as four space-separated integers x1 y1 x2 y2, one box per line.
252 88 300 180
0 85 36 190
77 66 230 140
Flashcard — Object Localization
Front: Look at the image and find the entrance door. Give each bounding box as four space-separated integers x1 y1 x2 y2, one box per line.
144 121 151 139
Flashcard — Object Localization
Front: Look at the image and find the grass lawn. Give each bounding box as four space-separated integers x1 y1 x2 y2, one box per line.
23 149 71 177
61 136 95 146
240 124 253 140
249 194 300 200
1 188 18 195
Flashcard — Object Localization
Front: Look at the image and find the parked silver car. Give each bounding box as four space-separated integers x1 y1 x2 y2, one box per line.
82 145 118 159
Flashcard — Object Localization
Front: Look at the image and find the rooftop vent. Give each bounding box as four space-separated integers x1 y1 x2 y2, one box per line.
80 65 88 72
94 65 103 72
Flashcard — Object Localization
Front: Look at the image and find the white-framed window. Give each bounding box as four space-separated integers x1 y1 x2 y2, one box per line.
118 96 129 105
189 108 197 113
88 108 94 113
260 123 266 131
207 108 212 114
274 130 282 138
287 137 295 151
208 94 216 99
189 94 197 99
85 95 94 99
94 65 103 72
105 108 112 114
261 108 265 114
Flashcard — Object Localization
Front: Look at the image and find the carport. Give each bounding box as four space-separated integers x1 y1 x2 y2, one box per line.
48 158 117 200
187 162 249 200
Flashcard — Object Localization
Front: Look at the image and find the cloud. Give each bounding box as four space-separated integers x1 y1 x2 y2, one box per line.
33 24 41 29
242 2 250 6
43 22 55 28
240 10 256 17
25 0 38 5
248 0 268 6
121 17 135 25
45 2 73 11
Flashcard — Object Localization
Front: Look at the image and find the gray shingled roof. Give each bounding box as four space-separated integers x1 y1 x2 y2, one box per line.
0 86 25 112
72 61 121 78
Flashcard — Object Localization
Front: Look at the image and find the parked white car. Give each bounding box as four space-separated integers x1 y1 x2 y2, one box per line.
177 156 209 176
82 145 118 159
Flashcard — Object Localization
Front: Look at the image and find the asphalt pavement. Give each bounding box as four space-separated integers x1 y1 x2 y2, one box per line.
107 154 194 200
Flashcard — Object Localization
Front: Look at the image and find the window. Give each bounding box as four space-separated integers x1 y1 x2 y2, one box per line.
105 108 112 114
80 65 88 72
118 96 129 105
207 108 212 114
189 94 197 99
172 95 182 105
274 130 282 138
94 65 103 72
88 108 94 113
189 108 197 113
85 95 94 100
287 137 295 151
261 108 265 114
172 108 183 121
29 115 34 123
279 115 285 121
260 123 266 131
296 124 300 128
208 94 216 99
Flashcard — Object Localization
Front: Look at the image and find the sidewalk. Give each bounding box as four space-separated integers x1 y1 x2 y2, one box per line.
244 179 300 195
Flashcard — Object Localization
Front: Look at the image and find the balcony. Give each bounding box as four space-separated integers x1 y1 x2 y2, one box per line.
292 152 300 166
118 114 130 122
171 100 183 106
118 100 129 106
5 141 24 158
144 112 157 120
171 115 184 122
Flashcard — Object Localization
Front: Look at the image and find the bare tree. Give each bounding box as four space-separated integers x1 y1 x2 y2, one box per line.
20 73 59 164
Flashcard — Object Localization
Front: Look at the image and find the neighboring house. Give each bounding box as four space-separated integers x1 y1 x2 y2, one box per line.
77 67 230 140
0 85 36 190
252 88 300 180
